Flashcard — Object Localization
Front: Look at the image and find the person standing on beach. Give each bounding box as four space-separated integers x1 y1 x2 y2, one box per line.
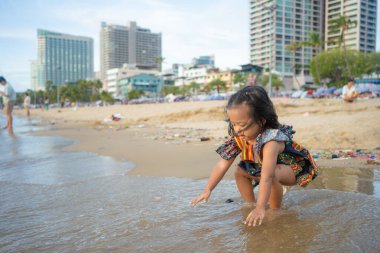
24 92 31 117
191 86 318 227
44 97 49 110
0 76 17 130
342 78 359 102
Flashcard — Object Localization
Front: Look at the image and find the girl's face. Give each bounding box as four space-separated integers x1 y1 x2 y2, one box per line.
227 104 262 144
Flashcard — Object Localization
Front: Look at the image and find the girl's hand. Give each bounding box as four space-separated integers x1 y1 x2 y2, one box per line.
191 189 211 207
244 207 265 226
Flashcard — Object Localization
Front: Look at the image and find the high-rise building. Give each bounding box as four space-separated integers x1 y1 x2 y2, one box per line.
325 0 377 53
250 0 324 89
100 21 162 90
36 29 94 89
30 60 41 91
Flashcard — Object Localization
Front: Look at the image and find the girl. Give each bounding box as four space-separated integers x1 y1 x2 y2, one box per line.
191 86 318 227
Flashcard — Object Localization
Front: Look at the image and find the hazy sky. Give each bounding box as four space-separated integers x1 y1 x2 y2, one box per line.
0 0 379 92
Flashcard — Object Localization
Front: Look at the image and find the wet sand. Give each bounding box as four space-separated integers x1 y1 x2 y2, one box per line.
13 98 380 179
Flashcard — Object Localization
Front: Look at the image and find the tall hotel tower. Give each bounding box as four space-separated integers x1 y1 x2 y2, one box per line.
100 21 162 89
249 0 324 88
325 0 377 52
37 29 94 89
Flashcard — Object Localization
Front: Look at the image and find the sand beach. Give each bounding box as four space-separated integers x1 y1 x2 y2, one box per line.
13 98 380 178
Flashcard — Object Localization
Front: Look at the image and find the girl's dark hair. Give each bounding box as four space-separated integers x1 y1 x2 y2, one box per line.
226 85 281 136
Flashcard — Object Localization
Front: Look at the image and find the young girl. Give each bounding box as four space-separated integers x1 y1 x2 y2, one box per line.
191 86 318 227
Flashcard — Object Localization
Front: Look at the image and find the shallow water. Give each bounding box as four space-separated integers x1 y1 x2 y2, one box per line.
1 116 379 252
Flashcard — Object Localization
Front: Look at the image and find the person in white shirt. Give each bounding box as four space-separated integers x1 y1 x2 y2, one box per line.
342 77 359 102
24 92 31 117
0 76 17 129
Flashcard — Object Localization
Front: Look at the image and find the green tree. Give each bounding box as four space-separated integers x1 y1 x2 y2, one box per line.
44 80 56 102
233 72 247 88
310 49 373 87
188 81 201 95
161 85 180 96
206 79 227 94
178 85 191 96
155 56 165 71
303 32 323 84
366 52 380 77
60 83 80 102
100 91 115 103
260 74 284 94
329 15 357 76
285 41 302 88
127 89 144 100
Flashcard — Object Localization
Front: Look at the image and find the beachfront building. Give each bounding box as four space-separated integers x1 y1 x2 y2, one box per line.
325 0 377 53
205 69 237 90
106 64 159 98
36 29 94 90
161 73 176 86
191 55 215 68
100 21 162 90
182 66 209 85
249 0 324 89
119 73 163 98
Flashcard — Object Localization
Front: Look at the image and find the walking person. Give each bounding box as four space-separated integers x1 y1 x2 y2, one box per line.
0 76 17 130
44 97 49 110
24 92 31 117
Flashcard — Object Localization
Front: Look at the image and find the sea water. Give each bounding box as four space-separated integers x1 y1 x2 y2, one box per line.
1 115 379 252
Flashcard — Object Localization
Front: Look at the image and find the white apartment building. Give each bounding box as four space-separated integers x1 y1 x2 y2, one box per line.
182 66 208 85
250 0 324 89
325 0 377 52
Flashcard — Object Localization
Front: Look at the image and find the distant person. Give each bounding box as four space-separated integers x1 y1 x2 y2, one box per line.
44 97 49 110
60 98 65 108
38 98 43 110
191 86 318 227
0 76 17 130
24 92 31 117
342 78 359 102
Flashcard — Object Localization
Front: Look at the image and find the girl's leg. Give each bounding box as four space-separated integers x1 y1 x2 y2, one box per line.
235 166 255 203
269 164 297 209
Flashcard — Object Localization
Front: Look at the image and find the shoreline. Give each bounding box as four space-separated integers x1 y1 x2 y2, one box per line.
10 98 380 179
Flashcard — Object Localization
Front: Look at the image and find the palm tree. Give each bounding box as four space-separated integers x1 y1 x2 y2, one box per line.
188 81 200 95
285 41 302 89
329 15 357 76
155 56 165 71
303 32 323 85
233 72 247 88
206 79 227 94
260 74 284 96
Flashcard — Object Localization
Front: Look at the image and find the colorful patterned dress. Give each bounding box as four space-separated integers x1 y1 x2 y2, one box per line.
216 125 318 187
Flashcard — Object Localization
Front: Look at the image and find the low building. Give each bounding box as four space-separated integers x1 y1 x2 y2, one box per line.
183 66 208 85
119 73 163 98
205 69 237 90
106 64 159 98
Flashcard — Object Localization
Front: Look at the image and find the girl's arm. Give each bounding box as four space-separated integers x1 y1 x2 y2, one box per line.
244 140 283 226
191 157 235 207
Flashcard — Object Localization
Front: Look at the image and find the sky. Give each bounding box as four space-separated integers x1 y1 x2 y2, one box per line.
0 0 379 92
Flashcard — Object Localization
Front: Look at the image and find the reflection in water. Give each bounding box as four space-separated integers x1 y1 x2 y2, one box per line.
310 166 379 198
0 115 379 252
